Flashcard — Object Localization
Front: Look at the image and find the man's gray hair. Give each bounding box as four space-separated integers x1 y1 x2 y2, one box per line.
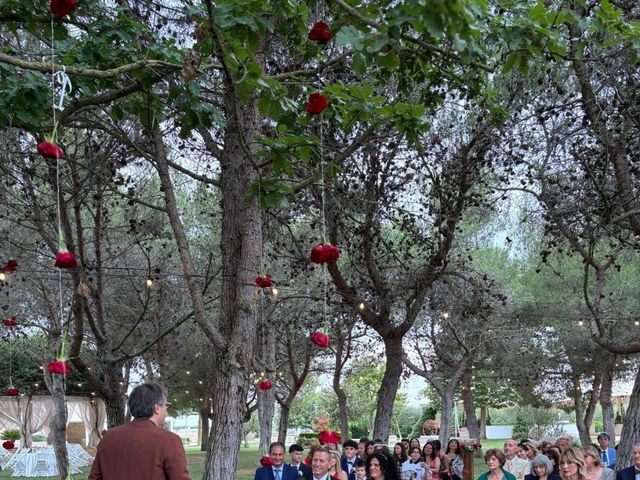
532 454 553 475
128 382 168 419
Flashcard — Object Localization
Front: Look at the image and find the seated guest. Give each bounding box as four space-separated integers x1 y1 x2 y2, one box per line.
559 447 587 480
342 440 360 480
410 439 422 454
359 439 369 459
367 452 400 480
524 454 561 480
596 435 616 469
443 439 464 480
366 441 376 458
540 443 553 454
329 449 348 480
504 439 531 480
477 448 516 480
289 444 312 480
354 459 367 480
403 447 427 480
255 442 298 480
556 437 574 454
615 443 640 480
581 445 614 480
545 448 561 476
424 442 441 480
393 443 408 473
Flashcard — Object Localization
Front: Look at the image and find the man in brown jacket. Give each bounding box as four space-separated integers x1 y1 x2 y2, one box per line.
88 382 190 480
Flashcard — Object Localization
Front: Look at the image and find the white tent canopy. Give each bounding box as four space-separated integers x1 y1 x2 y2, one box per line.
0 395 105 448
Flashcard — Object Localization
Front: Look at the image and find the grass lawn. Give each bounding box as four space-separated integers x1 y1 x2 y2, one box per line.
0 441 508 480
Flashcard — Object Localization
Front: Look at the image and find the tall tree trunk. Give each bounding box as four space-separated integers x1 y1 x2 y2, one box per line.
278 403 291 444
599 354 615 442
615 366 640 471
202 85 262 478
103 362 127 428
479 406 488 440
204 363 251 480
373 335 404 441
200 407 210 452
461 370 479 439
258 388 275 455
333 331 350 440
50 374 69 479
573 374 600 446
439 389 455 445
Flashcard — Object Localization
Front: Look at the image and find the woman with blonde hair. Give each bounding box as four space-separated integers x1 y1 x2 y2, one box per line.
328 449 349 480
559 447 588 480
581 445 614 480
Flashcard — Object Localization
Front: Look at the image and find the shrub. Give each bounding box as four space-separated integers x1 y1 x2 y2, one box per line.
296 432 320 448
1 429 20 440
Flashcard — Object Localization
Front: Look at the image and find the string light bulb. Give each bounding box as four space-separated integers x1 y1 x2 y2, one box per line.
0 272 6 282
443 312 450 319
635 320 639 326
271 287 279 296
146 278 154 288
578 320 584 326
358 303 365 311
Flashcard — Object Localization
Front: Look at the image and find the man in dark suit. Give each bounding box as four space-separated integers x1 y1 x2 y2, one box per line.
290 443 312 480
341 439 360 480
255 442 298 480
616 444 640 480
88 382 189 480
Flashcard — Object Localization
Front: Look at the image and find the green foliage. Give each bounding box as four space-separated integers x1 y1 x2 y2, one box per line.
296 432 320 448
1 429 20 440
409 405 439 438
511 406 567 441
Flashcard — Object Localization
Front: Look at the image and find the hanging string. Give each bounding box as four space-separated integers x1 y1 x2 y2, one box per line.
320 120 328 328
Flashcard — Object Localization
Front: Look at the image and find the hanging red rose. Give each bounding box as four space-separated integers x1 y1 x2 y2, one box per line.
305 93 329 115
2 259 18 273
260 455 274 467
308 21 332 44
309 244 340 264
2 440 14 450
255 274 272 288
311 331 330 348
50 0 78 16
37 141 65 159
6 387 19 396
318 430 341 445
3 316 17 328
47 359 72 376
258 379 273 390
54 250 78 269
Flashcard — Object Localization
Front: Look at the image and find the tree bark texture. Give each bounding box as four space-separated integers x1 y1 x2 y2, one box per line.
278 404 291 445
615 366 640 471
573 374 600 447
257 296 276 456
50 374 69 479
439 390 455 446
333 331 350 440
202 86 262 478
373 335 404 441
200 407 210 452
461 370 479 440
479 406 488 440
599 354 616 442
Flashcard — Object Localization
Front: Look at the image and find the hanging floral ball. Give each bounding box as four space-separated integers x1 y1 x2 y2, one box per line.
318 430 341 445
3 316 17 328
50 0 78 16
54 250 78 269
305 93 329 115
309 244 340 264
2 440 14 450
258 379 272 391
255 274 272 288
47 359 72 376
6 388 20 396
260 455 274 467
311 331 330 348
37 141 65 159
2 259 18 273
308 21 332 44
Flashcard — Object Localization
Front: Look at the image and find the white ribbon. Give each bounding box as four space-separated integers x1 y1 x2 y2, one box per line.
53 66 72 111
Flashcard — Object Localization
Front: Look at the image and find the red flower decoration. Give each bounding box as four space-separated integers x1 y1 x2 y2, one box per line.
50 0 77 16
318 430 341 445
6 388 19 396
258 379 272 391
304 455 311 465
305 93 329 115
311 331 330 348
255 274 272 288
260 455 274 467
2 259 18 273
37 141 65 159
2 440 14 450
310 244 340 264
3 316 17 328
308 21 332 44
54 250 78 269
47 359 72 376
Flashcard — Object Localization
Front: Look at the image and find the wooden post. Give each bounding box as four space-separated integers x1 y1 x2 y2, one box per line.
463 450 475 480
